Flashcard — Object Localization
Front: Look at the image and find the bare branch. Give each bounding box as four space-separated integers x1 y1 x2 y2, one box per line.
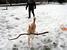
8 31 49 40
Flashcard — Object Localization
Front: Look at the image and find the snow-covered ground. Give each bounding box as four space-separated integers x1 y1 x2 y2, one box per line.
0 3 67 50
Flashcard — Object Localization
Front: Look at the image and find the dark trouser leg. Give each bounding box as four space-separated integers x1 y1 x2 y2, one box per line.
32 9 35 17
28 9 31 18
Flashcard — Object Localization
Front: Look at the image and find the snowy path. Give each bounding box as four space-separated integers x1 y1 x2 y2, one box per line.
0 4 67 50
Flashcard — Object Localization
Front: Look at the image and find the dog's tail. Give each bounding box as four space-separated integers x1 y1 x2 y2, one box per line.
33 17 36 23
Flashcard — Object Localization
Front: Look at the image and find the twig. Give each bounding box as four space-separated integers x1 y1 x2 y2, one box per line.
8 31 49 40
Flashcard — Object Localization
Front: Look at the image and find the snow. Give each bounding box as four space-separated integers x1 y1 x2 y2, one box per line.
0 3 67 50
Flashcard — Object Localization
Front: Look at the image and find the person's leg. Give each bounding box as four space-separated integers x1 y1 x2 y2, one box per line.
32 9 35 17
28 9 31 18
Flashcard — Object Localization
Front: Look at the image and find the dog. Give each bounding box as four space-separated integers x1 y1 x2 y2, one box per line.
27 17 36 47
60 24 67 31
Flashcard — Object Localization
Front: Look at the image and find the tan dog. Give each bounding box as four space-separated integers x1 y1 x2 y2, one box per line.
27 17 36 47
60 24 67 31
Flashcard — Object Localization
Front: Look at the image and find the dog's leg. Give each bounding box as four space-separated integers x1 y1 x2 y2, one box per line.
28 35 31 48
